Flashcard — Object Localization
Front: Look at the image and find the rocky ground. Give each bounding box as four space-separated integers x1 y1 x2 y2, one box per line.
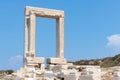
0 67 118 80
101 67 119 80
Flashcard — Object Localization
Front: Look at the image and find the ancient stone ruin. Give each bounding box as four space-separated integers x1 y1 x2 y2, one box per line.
13 6 102 80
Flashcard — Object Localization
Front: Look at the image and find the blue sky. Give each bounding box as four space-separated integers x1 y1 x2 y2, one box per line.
0 0 120 70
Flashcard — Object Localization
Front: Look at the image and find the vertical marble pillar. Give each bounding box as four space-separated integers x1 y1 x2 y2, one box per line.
56 18 64 58
24 15 30 67
29 12 36 58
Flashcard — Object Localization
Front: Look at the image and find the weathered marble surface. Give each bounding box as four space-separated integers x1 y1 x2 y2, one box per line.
13 6 102 80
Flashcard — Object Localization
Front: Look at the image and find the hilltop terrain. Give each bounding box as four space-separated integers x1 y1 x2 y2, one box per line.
72 54 120 67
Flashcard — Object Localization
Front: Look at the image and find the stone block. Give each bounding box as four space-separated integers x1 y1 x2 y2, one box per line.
41 64 45 70
112 69 120 80
79 75 94 80
112 77 120 80
48 65 68 73
64 72 79 80
47 58 67 64
79 69 101 80
44 71 54 80
26 57 44 64
24 78 34 80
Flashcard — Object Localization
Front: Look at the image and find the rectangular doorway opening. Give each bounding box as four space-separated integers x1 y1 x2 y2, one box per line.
36 17 56 59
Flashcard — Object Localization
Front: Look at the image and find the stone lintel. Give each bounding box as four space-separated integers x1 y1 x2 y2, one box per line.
25 6 64 18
